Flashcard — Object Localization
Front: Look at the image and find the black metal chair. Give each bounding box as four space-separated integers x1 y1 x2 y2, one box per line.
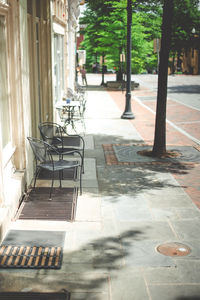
27 137 82 200
38 122 85 172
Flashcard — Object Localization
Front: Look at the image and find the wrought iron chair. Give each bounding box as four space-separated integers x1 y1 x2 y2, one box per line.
27 137 82 200
38 122 85 172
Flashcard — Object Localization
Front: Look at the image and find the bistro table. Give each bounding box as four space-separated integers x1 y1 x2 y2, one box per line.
55 100 81 131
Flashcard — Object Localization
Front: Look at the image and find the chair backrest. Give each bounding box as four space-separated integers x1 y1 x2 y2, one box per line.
67 88 74 98
38 122 63 144
67 88 79 101
27 137 49 163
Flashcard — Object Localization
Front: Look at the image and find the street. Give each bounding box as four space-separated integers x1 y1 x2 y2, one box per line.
132 74 200 110
82 73 200 145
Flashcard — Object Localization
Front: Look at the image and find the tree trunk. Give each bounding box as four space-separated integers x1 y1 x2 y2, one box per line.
152 0 174 156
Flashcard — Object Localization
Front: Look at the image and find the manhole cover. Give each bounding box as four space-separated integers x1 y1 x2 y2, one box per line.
157 242 191 257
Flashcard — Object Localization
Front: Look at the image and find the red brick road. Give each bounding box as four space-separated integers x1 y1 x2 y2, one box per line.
107 88 200 209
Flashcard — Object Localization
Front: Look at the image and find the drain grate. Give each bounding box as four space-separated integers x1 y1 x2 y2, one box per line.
157 242 191 257
0 245 63 269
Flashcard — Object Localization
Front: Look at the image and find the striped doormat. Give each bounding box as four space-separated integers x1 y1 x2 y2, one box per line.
0 245 62 269
0 292 70 300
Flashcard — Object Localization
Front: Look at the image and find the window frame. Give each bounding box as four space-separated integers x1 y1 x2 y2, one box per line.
0 9 14 169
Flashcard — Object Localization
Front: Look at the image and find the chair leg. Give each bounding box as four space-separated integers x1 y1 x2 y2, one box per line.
82 149 85 174
79 165 82 195
59 170 62 188
33 167 40 190
49 171 55 201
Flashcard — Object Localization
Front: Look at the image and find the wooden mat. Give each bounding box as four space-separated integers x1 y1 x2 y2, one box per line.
0 245 63 269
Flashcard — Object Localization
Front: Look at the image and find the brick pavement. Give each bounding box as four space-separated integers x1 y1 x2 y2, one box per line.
107 88 200 210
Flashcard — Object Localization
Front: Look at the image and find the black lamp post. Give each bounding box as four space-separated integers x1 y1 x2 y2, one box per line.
121 0 135 119
101 54 105 86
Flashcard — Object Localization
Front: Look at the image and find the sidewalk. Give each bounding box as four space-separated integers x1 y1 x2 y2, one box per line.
1 80 200 299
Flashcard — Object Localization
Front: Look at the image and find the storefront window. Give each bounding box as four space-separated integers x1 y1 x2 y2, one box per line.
53 33 64 102
0 15 11 148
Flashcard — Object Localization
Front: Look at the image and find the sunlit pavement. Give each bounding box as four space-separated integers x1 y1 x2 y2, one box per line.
1 74 200 300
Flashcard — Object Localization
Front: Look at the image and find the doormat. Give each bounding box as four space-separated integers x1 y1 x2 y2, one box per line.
0 245 63 269
17 187 78 221
2 230 65 248
0 291 70 300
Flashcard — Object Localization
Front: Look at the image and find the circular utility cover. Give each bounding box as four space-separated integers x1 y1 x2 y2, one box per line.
157 242 191 257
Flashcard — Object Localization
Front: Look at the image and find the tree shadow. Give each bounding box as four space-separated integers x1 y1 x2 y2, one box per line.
168 85 200 94
0 229 143 299
176 297 200 300
140 161 195 175
86 85 107 91
86 133 196 201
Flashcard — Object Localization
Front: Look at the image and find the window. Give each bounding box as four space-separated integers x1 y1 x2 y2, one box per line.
53 33 64 102
0 15 11 149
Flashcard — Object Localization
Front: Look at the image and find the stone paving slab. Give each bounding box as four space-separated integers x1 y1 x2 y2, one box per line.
110 269 149 300
150 207 200 221
170 219 200 240
2 230 65 247
84 135 94 150
149 284 200 300
146 187 194 208
144 260 200 284
76 189 101 222
123 240 176 267
117 221 176 240
0 271 111 299
70 292 110 300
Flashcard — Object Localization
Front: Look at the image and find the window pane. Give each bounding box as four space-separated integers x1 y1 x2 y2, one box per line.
0 16 10 148
53 33 64 102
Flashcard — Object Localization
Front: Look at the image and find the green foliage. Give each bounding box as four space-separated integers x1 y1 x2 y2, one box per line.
79 0 199 74
80 0 161 73
171 0 200 53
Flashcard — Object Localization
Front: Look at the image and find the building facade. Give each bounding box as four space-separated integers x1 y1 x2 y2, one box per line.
0 0 80 242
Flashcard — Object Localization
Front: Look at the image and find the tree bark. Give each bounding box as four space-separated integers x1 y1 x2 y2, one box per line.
152 0 174 156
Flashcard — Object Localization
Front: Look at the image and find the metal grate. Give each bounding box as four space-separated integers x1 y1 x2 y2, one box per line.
0 292 70 300
0 245 63 269
18 187 78 221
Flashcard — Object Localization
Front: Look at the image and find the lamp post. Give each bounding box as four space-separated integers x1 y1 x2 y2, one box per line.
101 54 105 86
121 0 135 119
120 53 125 92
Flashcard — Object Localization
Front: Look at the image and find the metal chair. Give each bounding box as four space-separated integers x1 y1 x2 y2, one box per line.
27 137 82 200
38 122 85 172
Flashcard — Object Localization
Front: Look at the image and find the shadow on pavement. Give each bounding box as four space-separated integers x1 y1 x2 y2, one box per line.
88 133 195 201
176 297 200 300
0 229 143 298
168 85 200 94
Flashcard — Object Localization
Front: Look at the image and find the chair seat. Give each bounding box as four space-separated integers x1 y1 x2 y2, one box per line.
62 136 81 147
27 137 82 200
51 135 81 148
40 160 79 172
38 122 85 174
